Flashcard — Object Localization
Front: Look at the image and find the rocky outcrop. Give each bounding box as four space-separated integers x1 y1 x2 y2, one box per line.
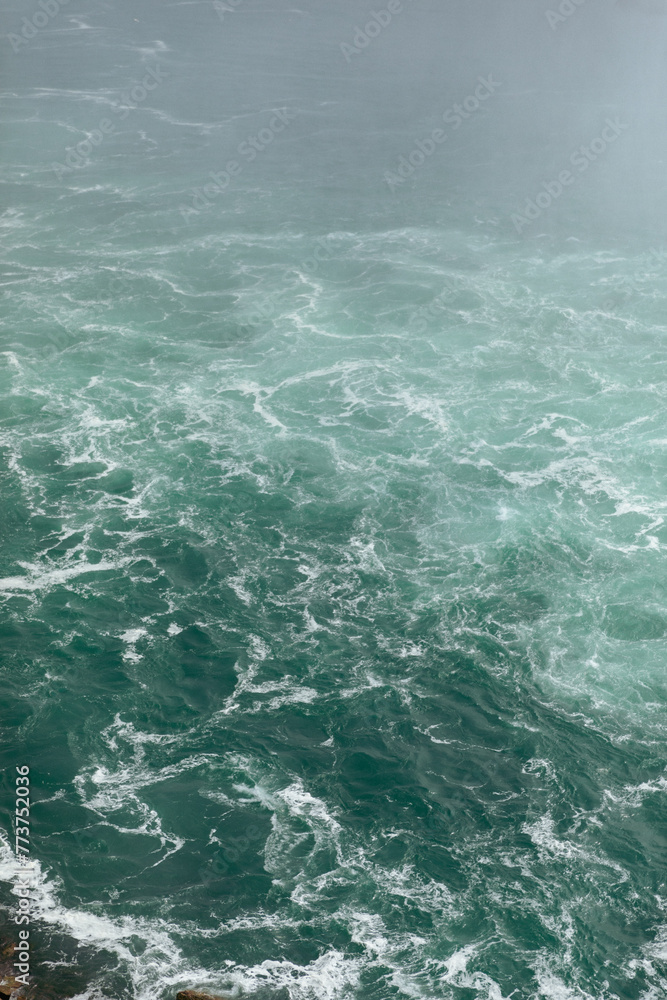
0 976 24 1000
0 940 28 1000
176 991 232 1000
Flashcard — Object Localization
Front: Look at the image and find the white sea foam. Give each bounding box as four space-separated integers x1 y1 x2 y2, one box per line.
222 949 362 1000
0 832 210 1000
119 628 148 643
603 774 667 808
0 558 133 594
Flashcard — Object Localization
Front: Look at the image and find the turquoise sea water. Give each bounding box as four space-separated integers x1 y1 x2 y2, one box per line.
2 2 667 998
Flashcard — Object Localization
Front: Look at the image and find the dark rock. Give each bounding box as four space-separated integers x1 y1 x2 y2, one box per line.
177 991 232 1000
0 974 26 999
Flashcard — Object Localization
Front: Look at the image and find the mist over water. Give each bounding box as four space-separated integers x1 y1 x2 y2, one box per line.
1 2 667 999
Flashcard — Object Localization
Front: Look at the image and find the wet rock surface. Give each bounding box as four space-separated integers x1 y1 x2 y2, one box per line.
176 991 233 1000
0 940 28 1000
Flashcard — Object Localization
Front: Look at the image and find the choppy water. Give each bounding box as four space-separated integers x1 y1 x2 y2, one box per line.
2 2 667 999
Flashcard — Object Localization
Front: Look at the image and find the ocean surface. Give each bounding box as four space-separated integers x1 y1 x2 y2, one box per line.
1 1 667 998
